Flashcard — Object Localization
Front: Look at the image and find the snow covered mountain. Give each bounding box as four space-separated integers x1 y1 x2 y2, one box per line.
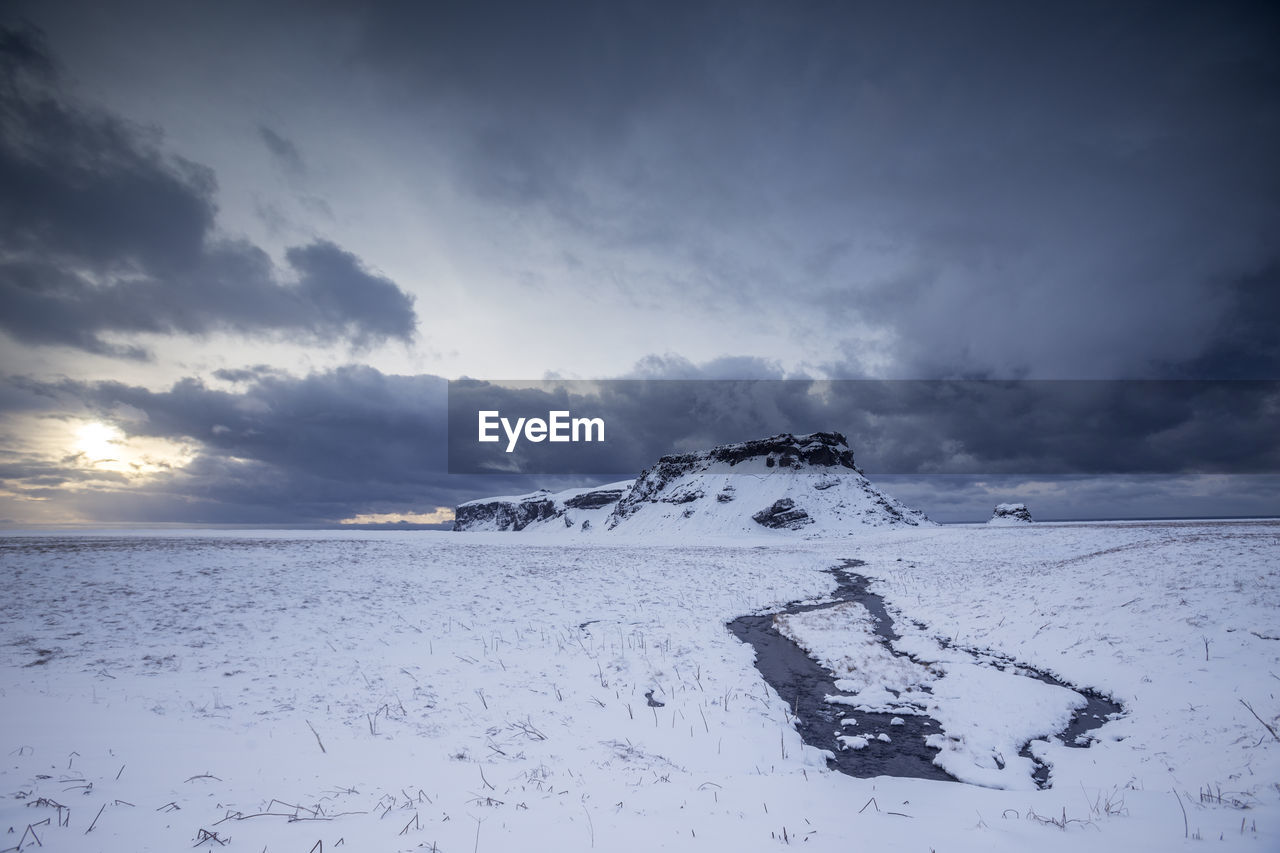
453 432 933 535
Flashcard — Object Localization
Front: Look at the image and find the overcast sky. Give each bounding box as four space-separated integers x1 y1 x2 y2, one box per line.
1 1 1277 525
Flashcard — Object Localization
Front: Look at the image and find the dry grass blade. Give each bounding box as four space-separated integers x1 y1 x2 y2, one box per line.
1239 699 1280 743
306 719 327 753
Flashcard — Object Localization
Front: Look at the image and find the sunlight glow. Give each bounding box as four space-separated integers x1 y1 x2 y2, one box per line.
339 508 456 526
70 420 195 477
75 421 124 462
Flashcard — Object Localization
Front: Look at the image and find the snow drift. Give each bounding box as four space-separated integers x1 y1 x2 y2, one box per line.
453 432 933 535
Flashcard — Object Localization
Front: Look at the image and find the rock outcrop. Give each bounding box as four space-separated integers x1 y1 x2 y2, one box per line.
751 498 814 530
988 503 1033 525
453 484 631 532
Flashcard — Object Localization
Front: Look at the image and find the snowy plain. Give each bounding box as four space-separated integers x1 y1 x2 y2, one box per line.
1 521 1277 851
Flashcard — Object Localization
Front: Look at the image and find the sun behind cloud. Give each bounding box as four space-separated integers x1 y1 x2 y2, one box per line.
74 421 124 462
70 420 194 477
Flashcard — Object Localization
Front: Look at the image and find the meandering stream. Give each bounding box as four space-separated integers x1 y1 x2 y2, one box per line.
727 559 1123 787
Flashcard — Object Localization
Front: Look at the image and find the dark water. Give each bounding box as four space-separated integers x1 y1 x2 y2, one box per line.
727 559 1123 788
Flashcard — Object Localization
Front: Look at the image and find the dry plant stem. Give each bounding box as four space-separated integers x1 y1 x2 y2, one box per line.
1239 699 1280 742
14 823 41 850
306 720 327 753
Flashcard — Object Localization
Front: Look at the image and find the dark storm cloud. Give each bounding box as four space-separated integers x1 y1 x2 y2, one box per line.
0 24 417 357
349 1 1279 379
447 379 1280 476
211 365 283 384
1167 265 1280 380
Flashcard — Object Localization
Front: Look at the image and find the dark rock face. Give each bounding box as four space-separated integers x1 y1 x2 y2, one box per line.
752 498 814 530
453 492 559 531
454 484 631 531
564 488 628 510
990 503 1033 523
663 431 860 471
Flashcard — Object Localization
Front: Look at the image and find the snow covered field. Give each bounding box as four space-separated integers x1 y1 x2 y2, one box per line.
1 521 1277 851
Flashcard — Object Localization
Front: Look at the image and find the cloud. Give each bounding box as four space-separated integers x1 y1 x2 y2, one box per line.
625 354 792 381
211 365 283 383
258 124 306 177
0 24 417 358
346 2 1279 380
0 367 539 524
2 365 1277 524
1166 264 1280 380
446 375 1280 476
339 508 454 527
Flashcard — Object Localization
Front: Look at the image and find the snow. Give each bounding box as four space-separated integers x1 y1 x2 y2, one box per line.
605 460 931 536
778 600 1087 790
1 520 1277 851
776 602 934 710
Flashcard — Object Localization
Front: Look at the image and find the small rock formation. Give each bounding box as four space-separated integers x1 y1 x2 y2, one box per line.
453 484 630 532
563 488 628 510
751 498 813 530
988 503 1033 525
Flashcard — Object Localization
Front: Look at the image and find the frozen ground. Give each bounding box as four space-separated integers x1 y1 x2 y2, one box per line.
0 521 1277 851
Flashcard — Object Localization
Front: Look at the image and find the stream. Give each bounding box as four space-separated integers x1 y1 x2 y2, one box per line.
727 559 1123 787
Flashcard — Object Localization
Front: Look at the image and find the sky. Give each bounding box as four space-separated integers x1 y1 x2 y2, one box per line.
1 0 1277 526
